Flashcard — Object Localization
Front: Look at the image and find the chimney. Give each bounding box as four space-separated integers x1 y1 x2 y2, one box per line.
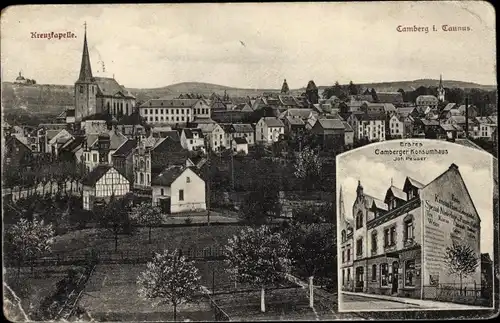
465 97 469 138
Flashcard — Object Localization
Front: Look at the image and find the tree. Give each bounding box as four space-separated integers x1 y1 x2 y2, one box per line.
224 226 291 312
5 217 55 277
241 182 281 224
370 88 379 103
293 146 322 190
99 195 132 252
137 249 201 321
130 202 163 244
444 243 479 293
348 81 359 95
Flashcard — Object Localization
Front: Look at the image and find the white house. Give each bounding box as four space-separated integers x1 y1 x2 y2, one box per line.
475 116 497 140
255 117 285 144
389 114 405 138
82 165 131 210
232 137 249 155
151 166 206 214
231 123 255 146
197 123 227 151
138 98 211 127
180 128 205 152
347 112 386 141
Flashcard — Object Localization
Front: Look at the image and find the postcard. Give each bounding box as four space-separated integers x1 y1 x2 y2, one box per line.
1 2 497 322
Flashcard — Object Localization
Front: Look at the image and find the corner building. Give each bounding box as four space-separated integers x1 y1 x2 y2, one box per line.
347 163 481 299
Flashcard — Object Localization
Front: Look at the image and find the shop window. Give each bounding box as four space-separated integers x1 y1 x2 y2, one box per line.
380 263 389 287
405 260 416 287
347 268 351 282
371 264 377 281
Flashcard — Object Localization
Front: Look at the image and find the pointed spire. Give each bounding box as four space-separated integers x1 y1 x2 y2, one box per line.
281 79 289 94
439 74 443 88
77 22 93 83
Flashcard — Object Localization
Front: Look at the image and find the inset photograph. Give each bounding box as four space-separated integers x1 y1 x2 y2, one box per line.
337 139 495 312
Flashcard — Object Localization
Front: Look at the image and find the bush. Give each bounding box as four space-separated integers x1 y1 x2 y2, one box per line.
184 217 193 225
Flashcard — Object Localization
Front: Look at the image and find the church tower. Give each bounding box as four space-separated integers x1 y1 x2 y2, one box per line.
281 79 290 94
75 23 97 123
437 74 445 102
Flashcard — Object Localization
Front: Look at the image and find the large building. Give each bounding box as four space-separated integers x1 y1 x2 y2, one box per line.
138 98 211 128
341 163 481 299
74 26 136 123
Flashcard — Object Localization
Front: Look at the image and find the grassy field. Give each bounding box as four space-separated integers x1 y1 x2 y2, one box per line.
49 225 245 256
79 263 218 321
3 265 82 318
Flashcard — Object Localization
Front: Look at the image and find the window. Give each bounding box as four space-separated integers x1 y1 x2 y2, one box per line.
380 263 389 287
356 238 363 256
384 228 389 247
371 231 377 253
160 188 164 196
347 248 350 261
140 173 144 184
155 109 158 114
390 226 396 246
342 269 345 285
342 250 345 263
405 260 416 287
347 268 351 282
404 218 414 241
79 85 83 93
179 189 184 201
92 153 97 162
341 230 346 242
356 211 363 229
371 264 377 281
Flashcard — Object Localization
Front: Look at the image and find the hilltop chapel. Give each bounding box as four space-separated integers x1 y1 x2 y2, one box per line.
69 24 136 125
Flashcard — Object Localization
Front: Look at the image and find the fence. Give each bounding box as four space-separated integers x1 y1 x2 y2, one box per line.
423 282 493 307
208 295 231 321
8 246 227 267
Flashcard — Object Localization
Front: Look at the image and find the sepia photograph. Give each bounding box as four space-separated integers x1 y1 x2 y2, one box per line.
1 1 498 322
337 139 496 312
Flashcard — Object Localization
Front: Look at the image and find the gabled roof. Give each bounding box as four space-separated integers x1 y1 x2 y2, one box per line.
316 118 345 130
108 130 128 150
112 139 138 157
384 185 407 203
441 124 457 131
443 103 456 111
94 77 135 99
260 117 284 127
82 165 125 186
342 121 353 132
197 123 220 133
231 123 254 133
420 119 440 126
233 137 248 145
278 95 300 107
61 136 85 153
416 95 438 101
371 199 388 211
183 128 204 139
151 165 188 186
219 123 233 133
404 176 425 190
285 116 306 126
280 108 314 119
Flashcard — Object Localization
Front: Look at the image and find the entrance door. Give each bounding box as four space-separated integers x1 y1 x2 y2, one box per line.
159 197 171 214
392 261 399 294
355 266 364 292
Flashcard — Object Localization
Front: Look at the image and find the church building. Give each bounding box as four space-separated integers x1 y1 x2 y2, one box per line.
72 25 136 124
341 163 481 300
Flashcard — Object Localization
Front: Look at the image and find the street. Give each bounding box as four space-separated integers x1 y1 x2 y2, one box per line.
339 293 420 311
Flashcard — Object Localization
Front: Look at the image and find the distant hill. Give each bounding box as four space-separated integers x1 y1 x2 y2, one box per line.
2 79 496 118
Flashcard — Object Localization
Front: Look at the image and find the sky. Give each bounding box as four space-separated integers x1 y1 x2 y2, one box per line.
0 2 496 89
337 139 494 256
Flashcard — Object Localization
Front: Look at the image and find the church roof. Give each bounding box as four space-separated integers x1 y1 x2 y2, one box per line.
94 77 135 99
77 29 94 83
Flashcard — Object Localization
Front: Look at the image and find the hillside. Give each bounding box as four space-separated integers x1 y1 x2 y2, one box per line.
2 79 496 118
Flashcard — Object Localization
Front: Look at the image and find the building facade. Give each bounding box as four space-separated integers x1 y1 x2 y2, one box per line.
139 99 211 127
345 164 481 299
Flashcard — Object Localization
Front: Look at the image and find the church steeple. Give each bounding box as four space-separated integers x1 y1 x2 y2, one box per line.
77 22 93 83
281 79 290 94
437 74 445 102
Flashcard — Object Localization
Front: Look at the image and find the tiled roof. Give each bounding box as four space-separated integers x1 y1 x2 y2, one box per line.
316 118 345 130
219 123 233 133
197 123 219 133
94 77 135 99
386 185 407 202
376 92 403 104
406 176 424 189
372 199 388 211
342 121 353 132
353 113 386 121
192 117 216 124
261 117 284 127
112 139 138 157
82 165 112 186
183 128 204 139
231 123 253 133
416 95 438 101
441 124 457 131
279 95 300 106
443 103 456 111
233 137 248 145
108 130 128 150
61 136 85 153
286 116 305 125
420 119 440 126
151 165 186 186
46 129 62 141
